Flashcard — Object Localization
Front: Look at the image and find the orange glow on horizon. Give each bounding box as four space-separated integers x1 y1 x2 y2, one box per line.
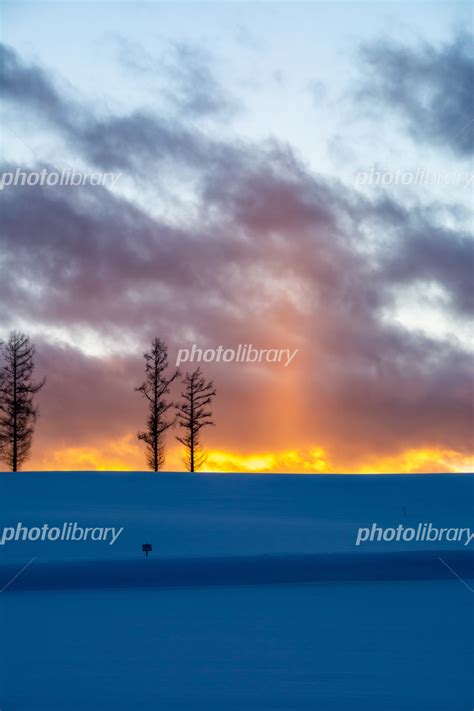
357 447 474 475
37 435 141 472
23 436 473 474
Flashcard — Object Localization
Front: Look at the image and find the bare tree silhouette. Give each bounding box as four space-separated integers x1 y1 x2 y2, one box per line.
176 367 216 472
0 332 45 472
136 338 179 471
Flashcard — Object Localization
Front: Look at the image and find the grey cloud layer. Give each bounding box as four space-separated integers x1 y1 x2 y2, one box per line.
0 41 472 465
358 33 474 156
0 43 230 175
116 38 240 119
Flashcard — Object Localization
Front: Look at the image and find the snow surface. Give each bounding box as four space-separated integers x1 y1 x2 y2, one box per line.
1 472 473 710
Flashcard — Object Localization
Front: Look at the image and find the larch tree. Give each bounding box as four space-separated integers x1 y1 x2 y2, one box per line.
0 332 45 472
176 367 216 472
136 338 179 472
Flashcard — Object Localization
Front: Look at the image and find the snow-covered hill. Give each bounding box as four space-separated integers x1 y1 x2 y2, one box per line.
1 472 473 711
1 472 473 565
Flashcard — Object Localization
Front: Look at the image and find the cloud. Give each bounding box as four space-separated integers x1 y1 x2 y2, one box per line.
307 79 327 106
358 33 474 156
162 43 241 119
380 209 473 315
0 43 70 128
0 42 227 176
0 42 472 471
115 38 240 120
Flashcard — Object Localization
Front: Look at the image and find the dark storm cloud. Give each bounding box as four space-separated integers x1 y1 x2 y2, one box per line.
358 33 474 156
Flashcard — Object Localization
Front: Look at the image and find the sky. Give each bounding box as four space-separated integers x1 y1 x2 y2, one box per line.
0 0 473 473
